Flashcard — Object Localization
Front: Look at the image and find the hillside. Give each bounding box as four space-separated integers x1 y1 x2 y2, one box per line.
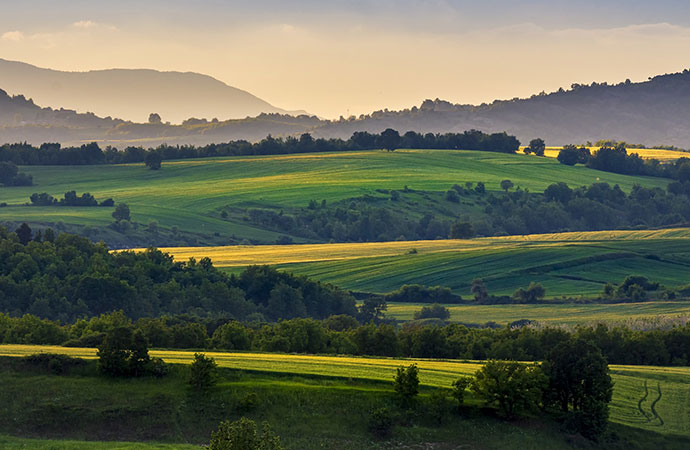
316 70 690 147
0 59 298 123
0 149 671 248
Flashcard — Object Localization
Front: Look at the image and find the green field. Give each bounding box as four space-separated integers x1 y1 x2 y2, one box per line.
1 345 689 443
0 149 670 244
157 228 690 298
385 301 690 325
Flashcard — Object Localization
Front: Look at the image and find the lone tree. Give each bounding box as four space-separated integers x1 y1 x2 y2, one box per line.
513 282 546 303
394 363 420 407
189 353 218 391
97 326 150 377
377 128 402 152
471 278 488 302
145 152 162 170
0 161 18 185
148 112 162 124
542 338 613 439
500 179 514 193
525 138 546 156
112 203 131 221
15 223 33 245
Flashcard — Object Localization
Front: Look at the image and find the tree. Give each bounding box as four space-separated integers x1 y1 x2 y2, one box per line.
451 376 472 408
394 363 420 406
450 221 475 239
413 303 450 320
474 182 485 194
471 360 545 418
513 282 546 303
557 145 580 166
145 152 162 170
209 417 283 450
97 326 151 377
358 297 387 323
0 161 18 185
542 339 613 439
377 128 401 152
112 203 131 221
500 179 514 193
525 138 546 156
189 352 218 391
15 223 33 245
148 113 162 124
471 279 488 302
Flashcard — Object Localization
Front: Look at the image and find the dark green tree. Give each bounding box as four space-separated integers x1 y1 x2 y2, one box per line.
450 221 475 239
112 203 131 221
526 138 546 156
542 338 613 439
97 326 151 377
471 278 488 302
451 376 472 409
500 179 514 193
377 128 402 152
471 360 545 418
0 161 18 185
394 363 420 406
15 223 33 245
145 152 162 170
189 352 218 391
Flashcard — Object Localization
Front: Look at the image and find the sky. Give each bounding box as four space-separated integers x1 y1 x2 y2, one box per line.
1 0 690 118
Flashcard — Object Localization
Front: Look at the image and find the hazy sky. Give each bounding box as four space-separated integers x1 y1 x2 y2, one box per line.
2 0 690 118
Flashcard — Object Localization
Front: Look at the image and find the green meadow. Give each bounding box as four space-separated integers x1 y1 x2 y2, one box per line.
0 345 688 448
0 149 670 243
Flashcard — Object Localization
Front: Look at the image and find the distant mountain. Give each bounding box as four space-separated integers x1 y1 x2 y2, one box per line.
314 69 690 147
0 58 300 123
2 66 690 148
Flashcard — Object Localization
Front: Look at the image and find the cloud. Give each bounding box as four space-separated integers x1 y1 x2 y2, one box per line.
72 20 117 31
1 30 25 41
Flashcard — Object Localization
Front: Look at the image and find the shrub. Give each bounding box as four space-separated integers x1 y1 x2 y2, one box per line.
368 407 394 438
445 189 460 203
189 352 218 391
209 417 283 450
413 303 451 320
426 389 452 424
97 327 150 377
451 376 472 409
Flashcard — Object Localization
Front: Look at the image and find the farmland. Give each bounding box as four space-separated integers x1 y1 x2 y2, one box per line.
1 344 689 442
0 149 671 245
543 147 690 162
157 228 690 299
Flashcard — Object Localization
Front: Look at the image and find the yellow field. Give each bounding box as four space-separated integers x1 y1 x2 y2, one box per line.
542 147 689 161
138 228 690 268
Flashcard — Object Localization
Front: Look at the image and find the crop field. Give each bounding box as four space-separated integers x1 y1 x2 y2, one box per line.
159 228 690 298
0 149 670 241
0 435 199 449
1 344 688 438
385 301 690 325
543 147 690 162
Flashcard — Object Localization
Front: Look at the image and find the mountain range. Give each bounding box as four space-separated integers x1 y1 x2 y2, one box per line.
1 59 690 148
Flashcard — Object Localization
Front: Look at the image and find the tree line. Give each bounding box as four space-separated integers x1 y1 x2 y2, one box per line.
2 309 689 367
0 129 520 166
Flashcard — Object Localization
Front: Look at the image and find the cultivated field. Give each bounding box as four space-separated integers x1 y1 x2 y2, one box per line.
543 147 689 162
157 228 690 298
0 149 670 242
1 344 687 438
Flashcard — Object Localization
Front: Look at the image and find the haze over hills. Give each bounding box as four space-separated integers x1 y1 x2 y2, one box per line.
1 61 690 148
0 58 300 124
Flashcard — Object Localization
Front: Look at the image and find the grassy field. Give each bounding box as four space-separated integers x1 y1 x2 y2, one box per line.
385 301 690 326
1 344 689 441
157 228 690 298
0 149 670 243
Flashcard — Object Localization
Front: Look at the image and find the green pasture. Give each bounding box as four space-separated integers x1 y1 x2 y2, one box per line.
1 345 689 442
0 149 670 241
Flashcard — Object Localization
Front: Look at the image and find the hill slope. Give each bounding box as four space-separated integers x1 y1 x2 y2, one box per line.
0 58 294 123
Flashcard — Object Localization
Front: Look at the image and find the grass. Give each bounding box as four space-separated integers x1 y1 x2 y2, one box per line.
156 228 690 298
1 344 690 444
0 149 670 243
0 435 200 449
385 301 690 326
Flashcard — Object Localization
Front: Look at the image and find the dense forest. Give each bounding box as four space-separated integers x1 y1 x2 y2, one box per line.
0 226 356 322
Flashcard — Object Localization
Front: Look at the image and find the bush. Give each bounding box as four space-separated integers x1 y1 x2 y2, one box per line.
209 417 283 450
426 389 452 424
451 376 472 409
368 407 394 438
189 352 218 391
97 327 150 377
394 364 420 407
413 303 451 320
445 190 460 203
21 353 86 375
